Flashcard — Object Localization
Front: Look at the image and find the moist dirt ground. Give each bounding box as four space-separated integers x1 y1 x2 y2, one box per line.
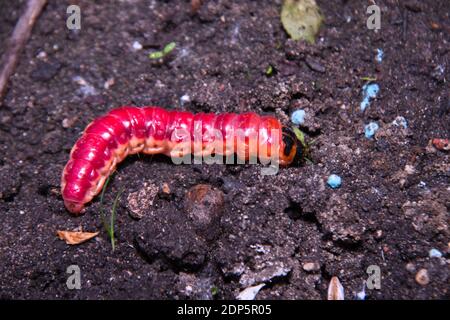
0 0 448 299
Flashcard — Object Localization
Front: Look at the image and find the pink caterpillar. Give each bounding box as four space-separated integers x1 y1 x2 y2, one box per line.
61 106 303 214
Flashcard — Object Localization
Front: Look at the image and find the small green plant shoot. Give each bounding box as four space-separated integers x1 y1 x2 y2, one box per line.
149 42 176 59
100 175 124 251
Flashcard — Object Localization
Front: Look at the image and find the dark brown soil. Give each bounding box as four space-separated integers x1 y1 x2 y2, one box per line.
0 0 448 300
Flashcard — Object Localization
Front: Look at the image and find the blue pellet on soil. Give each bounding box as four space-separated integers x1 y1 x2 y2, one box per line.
327 174 342 189
364 122 379 139
360 83 380 111
376 48 384 63
291 109 306 125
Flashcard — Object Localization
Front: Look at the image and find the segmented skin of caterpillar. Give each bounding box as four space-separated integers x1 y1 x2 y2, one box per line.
61 106 302 214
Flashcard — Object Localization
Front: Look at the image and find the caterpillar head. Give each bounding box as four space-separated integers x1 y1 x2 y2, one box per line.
280 126 307 166
64 200 85 215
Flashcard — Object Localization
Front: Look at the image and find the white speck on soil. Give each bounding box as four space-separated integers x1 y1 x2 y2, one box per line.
72 76 98 97
132 40 143 51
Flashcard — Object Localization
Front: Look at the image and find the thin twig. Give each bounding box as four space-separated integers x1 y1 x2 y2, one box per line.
0 0 47 105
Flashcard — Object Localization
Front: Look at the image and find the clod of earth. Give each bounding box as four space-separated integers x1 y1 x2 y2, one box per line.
177 272 214 300
402 199 449 237
239 261 292 288
184 184 225 241
30 59 61 82
134 206 208 272
0 165 21 200
126 182 159 220
318 193 365 243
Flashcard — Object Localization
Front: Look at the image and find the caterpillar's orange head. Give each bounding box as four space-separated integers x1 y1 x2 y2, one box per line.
279 126 306 166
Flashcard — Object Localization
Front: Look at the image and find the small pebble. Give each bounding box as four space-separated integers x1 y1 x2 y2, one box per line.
184 184 225 240
404 164 415 175
432 138 449 151
305 56 326 73
132 40 143 51
392 116 408 129
431 65 445 81
291 109 306 125
415 269 430 286
374 230 383 240
418 181 427 188
434 65 445 76
104 77 115 90
36 51 47 59
180 94 191 107
62 117 77 128
327 174 342 189
406 263 416 272
73 76 98 97
364 122 379 139
302 262 320 272
429 248 442 258
31 60 61 82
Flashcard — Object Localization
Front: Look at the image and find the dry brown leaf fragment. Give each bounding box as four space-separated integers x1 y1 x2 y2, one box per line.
57 230 99 245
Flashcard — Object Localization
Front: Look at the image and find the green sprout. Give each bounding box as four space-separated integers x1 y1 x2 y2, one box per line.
360 76 377 82
265 65 274 76
292 126 314 163
148 42 176 59
100 176 124 251
211 286 219 297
